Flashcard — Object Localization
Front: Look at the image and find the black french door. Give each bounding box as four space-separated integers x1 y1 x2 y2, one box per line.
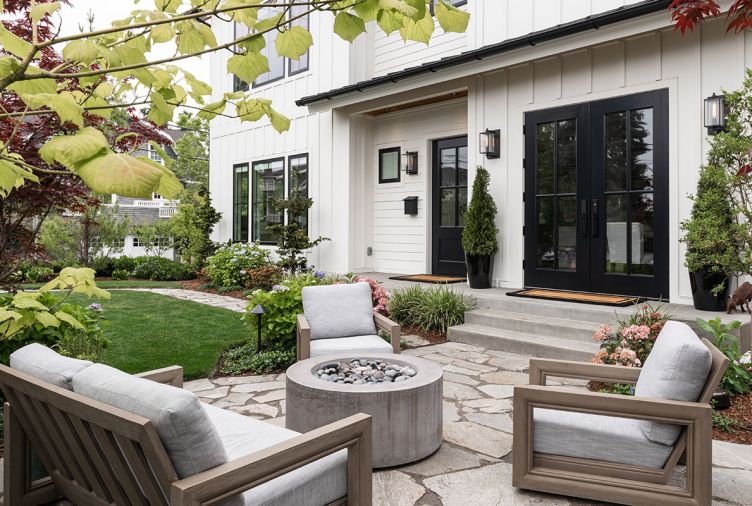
524 89 669 299
432 136 468 276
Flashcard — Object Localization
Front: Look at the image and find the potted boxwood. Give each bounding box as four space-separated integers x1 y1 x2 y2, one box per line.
462 166 498 289
680 163 736 311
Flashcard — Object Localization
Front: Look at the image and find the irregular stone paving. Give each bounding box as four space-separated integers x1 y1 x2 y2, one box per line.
128 288 248 312
187 341 752 506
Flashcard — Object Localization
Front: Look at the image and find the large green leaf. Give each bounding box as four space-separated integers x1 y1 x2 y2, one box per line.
399 9 434 44
74 152 182 199
62 40 104 65
12 293 48 311
21 92 84 127
353 0 380 22
227 51 269 84
223 0 261 26
378 0 418 18
39 127 110 169
333 12 366 42
275 26 313 59
6 65 56 95
0 56 19 81
0 158 38 198
147 90 175 125
198 99 227 120
0 24 33 59
176 20 218 54
55 311 86 330
435 0 470 33
376 10 402 35
151 23 176 43
0 308 22 324
30 2 60 24
35 311 60 328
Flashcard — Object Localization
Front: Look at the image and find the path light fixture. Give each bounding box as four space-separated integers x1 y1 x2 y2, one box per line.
479 128 500 159
403 150 419 175
704 93 727 135
251 304 264 353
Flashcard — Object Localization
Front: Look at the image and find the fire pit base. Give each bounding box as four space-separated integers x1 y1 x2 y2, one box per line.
286 353 443 468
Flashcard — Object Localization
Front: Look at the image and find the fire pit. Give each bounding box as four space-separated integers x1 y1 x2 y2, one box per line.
286 353 443 467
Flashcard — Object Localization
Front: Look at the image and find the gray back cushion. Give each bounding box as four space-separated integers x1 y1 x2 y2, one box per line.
302 282 376 340
72 363 228 478
10 343 92 390
634 320 712 445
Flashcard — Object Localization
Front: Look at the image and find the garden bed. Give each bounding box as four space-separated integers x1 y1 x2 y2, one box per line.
179 277 248 300
713 392 752 445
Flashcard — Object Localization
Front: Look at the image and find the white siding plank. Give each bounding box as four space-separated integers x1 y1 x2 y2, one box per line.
592 41 625 92
561 49 592 98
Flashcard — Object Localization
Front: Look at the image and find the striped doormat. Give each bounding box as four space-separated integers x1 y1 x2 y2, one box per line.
389 274 466 284
507 288 640 307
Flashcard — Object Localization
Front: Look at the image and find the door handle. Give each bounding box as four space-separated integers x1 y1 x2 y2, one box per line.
591 199 600 238
580 199 588 237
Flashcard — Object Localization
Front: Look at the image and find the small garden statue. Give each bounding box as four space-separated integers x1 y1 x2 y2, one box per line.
727 282 752 314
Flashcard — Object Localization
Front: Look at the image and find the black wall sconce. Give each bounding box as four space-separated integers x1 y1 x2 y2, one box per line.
403 150 419 175
479 129 500 159
403 196 418 216
704 93 727 135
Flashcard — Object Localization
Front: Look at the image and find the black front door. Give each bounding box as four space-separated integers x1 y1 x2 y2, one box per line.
432 136 468 276
524 89 669 299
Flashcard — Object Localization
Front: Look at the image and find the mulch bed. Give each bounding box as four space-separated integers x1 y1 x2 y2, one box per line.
179 277 248 300
713 392 752 445
401 325 447 346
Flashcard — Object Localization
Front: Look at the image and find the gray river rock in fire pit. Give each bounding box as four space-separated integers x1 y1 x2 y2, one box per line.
314 359 417 384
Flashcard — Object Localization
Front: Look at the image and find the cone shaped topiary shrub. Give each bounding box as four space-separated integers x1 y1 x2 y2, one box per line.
462 166 498 256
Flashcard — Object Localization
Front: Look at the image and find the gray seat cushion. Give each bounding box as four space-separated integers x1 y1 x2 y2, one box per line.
302 283 376 340
10 343 92 390
203 404 347 506
534 408 673 468
310 334 393 357
634 320 712 445
72 364 228 479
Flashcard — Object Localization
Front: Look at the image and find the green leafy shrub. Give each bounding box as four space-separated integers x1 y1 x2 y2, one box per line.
388 286 476 335
220 346 296 376
131 257 196 281
0 268 109 364
248 265 285 291
112 256 137 274
111 269 129 280
245 272 329 348
91 256 115 277
697 318 752 395
462 166 498 256
205 242 273 289
23 264 55 283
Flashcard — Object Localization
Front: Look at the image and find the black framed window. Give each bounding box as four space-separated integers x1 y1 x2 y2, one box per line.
252 158 285 244
288 5 310 76
233 23 250 92
132 237 141 248
288 154 309 233
379 147 401 184
233 164 249 242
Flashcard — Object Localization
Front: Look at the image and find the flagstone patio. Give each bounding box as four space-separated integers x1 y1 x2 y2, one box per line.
186 341 752 506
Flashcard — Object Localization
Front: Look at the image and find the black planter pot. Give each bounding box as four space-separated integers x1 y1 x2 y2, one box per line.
465 254 494 289
689 269 730 311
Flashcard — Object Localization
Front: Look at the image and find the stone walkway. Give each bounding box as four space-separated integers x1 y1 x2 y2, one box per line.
128 288 248 312
187 341 752 506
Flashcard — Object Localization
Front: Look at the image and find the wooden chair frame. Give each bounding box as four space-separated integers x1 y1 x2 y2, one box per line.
0 364 373 506
296 312 401 361
512 338 729 506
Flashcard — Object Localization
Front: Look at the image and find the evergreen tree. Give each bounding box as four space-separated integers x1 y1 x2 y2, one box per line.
462 167 498 256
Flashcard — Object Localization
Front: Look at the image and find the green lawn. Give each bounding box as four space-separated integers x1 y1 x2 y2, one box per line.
72 291 251 379
21 280 183 290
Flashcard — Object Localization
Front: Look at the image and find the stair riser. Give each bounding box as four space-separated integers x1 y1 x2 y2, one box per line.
472 296 628 324
464 312 596 342
448 328 596 362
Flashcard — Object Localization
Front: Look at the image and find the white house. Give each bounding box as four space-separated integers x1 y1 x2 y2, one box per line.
208 0 746 305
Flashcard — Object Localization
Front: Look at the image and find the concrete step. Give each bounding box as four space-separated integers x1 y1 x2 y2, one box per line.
448 323 600 362
464 308 599 342
469 294 630 324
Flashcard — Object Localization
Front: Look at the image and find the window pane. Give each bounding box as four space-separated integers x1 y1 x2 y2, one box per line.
440 189 456 226
233 165 249 242
557 119 576 193
379 149 400 182
557 196 577 271
252 160 284 243
289 5 309 74
458 186 467 227
631 192 654 275
536 122 555 194
605 194 628 273
289 155 309 233
233 23 250 92
440 148 456 186
536 197 555 268
458 146 468 185
605 112 627 191
254 8 285 86
630 108 654 191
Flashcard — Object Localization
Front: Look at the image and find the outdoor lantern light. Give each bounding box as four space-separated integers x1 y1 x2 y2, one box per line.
403 151 419 175
704 93 727 135
479 129 500 159
251 304 264 354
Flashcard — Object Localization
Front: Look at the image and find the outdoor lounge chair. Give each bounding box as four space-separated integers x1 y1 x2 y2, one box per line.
512 320 729 506
0 343 373 505
296 282 401 360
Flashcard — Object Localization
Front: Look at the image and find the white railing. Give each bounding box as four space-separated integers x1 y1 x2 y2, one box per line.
159 207 177 218
135 200 161 207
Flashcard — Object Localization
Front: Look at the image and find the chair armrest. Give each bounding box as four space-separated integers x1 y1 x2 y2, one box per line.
135 366 183 388
296 314 311 361
528 358 641 386
170 413 372 506
374 312 401 354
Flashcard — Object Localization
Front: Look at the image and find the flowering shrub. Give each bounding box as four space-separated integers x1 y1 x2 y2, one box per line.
205 242 273 289
591 303 669 367
353 276 390 315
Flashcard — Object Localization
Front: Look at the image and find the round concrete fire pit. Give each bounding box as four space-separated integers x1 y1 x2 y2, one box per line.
286 353 443 468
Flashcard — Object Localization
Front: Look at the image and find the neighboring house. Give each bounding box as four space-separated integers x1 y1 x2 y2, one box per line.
208 0 744 305
106 128 185 258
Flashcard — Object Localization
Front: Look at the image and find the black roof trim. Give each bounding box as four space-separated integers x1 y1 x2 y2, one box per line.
296 0 671 107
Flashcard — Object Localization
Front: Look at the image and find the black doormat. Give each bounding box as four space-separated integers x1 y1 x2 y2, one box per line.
389 274 465 284
507 288 640 307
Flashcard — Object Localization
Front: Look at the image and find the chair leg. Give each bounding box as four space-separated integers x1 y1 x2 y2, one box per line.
347 419 372 506
687 414 713 505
